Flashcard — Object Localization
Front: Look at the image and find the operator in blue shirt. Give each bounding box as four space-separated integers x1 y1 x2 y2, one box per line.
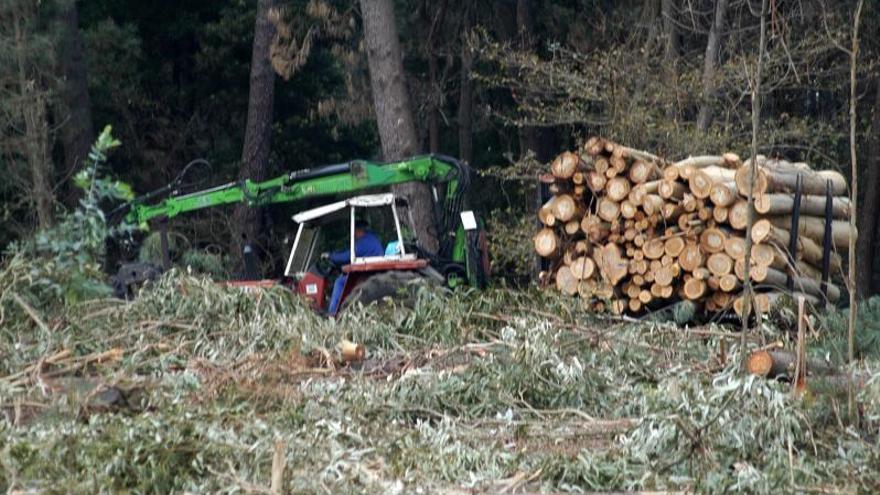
323 220 383 315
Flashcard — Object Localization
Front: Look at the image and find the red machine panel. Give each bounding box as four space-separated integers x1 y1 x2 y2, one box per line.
297 272 327 310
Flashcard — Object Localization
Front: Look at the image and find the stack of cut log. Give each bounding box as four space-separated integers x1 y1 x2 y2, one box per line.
534 137 851 317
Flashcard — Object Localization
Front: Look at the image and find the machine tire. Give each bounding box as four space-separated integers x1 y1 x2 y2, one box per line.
341 270 432 312
111 262 163 300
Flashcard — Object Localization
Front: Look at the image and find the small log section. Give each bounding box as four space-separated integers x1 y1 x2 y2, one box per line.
535 139 849 316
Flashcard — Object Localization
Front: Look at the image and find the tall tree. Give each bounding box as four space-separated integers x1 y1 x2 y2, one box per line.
55 0 93 175
420 0 448 153
515 0 552 278
515 0 537 158
662 0 679 120
514 0 553 162
856 84 880 298
233 0 277 256
10 1 54 229
458 4 474 166
696 0 729 133
662 0 678 62
360 0 439 254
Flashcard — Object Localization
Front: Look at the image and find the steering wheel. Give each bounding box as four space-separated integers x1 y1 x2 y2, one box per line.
314 257 336 277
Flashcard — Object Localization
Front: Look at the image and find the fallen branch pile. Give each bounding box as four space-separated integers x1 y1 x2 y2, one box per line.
535 137 849 316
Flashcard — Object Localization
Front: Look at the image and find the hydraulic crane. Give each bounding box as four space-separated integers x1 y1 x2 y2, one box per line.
112 154 489 311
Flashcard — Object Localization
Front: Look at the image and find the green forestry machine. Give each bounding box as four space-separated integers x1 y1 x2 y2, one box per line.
111 155 490 314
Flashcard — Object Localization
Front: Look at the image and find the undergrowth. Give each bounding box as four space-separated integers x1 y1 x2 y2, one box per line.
2 267 880 493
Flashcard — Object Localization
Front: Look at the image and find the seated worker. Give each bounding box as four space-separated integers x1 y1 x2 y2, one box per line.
323 220 383 314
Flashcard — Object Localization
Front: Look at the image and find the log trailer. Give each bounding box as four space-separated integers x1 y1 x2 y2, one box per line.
112 154 490 313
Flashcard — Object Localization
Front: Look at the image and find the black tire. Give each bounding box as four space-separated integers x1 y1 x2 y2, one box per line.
111 262 163 300
341 270 432 312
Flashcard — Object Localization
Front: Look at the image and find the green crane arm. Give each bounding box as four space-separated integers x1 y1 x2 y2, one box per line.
124 154 464 227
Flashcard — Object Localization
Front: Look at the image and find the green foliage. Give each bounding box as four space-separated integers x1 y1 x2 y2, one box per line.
2 126 131 305
3 275 880 492
485 206 537 286
820 296 880 361
180 248 232 278
137 231 188 265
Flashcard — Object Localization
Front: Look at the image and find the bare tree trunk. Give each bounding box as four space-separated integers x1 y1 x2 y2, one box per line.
426 54 440 153
360 0 439 254
847 2 864 396
740 0 768 335
662 0 678 62
662 0 679 120
640 0 661 49
457 6 474 166
233 0 277 256
13 7 54 229
421 0 447 153
55 0 93 176
696 0 729 133
856 84 880 298
516 0 537 159
516 0 548 279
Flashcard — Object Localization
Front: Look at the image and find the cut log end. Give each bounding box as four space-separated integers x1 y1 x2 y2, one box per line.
747 350 774 377
534 228 558 257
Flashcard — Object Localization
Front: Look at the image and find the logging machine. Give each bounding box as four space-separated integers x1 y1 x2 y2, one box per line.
111 154 490 314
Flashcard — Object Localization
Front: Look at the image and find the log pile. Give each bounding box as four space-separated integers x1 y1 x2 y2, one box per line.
534 137 850 317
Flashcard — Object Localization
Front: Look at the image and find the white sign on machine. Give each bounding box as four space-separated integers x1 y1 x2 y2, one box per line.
460 210 477 231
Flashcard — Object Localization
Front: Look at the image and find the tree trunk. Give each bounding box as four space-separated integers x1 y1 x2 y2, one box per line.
662 0 679 120
426 52 440 153
55 0 93 178
696 0 729 133
421 0 447 153
457 6 474 166
233 0 277 257
516 0 552 279
516 0 537 158
856 84 880 298
639 0 661 48
662 0 678 62
360 0 439 254
14 7 54 229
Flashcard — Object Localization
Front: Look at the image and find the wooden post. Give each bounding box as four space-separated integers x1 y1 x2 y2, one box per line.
271 438 286 495
847 0 865 423
792 297 807 396
821 179 833 302
787 174 803 292
741 0 769 341
158 217 172 271
535 181 549 279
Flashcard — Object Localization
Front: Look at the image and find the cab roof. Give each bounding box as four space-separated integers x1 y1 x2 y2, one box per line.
291 193 396 224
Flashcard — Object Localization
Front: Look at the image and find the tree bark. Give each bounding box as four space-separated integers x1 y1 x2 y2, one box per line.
457 6 474 166
696 0 729 133
856 84 880 298
421 0 447 153
516 0 539 156
55 0 93 177
662 0 679 120
360 0 439 254
233 0 277 256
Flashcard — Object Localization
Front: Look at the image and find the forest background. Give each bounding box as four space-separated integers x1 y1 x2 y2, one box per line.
1 0 878 293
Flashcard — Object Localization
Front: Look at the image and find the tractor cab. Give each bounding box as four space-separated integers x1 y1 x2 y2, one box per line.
283 193 433 313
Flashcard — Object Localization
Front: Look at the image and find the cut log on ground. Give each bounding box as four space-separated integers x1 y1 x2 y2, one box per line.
747 349 835 379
